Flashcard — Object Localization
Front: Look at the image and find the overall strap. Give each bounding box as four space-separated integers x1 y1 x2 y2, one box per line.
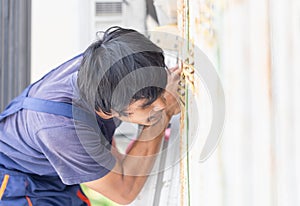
21 97 112 147
22 97 100 132
0 94 100 133
22 98 75 119
0 86 31 121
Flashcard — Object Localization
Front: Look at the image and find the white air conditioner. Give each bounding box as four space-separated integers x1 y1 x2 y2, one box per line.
90 0 146 40
90 0 124 39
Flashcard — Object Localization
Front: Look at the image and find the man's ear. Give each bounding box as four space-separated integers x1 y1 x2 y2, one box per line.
95 110 114 119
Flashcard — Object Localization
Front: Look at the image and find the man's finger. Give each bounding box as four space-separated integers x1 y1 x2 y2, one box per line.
174 66 182 75
168 65 179 73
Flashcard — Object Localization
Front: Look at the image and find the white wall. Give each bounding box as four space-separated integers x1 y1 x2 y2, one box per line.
31 0 91 82
177 0 300 206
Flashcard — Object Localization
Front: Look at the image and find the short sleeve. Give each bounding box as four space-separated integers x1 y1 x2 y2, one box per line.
34 118 116 185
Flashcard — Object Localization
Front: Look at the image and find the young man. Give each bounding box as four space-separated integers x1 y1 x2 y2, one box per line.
0 27 180 205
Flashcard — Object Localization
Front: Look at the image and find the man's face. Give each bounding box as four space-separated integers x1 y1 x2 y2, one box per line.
115 96 167 126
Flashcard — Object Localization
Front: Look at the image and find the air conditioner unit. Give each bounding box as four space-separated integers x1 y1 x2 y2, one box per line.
90 0 124 39
90 0 147 40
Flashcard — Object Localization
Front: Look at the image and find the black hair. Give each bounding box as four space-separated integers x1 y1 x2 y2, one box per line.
77 26 168 115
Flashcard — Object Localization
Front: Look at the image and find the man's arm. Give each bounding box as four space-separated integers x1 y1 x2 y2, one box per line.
83 66 181 204
83 112 171 205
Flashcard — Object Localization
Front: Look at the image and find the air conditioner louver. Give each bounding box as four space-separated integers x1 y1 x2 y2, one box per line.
95 2 122 16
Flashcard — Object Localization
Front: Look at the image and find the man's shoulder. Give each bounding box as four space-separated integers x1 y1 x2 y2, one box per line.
28 54 83 101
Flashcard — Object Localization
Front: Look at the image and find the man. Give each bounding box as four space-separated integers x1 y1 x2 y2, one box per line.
0 27 180 205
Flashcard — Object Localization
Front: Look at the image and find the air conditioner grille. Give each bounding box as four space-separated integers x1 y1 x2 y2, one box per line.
95 2 122 16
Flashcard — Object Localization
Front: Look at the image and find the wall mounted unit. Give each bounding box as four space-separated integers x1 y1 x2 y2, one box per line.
91 0 124 39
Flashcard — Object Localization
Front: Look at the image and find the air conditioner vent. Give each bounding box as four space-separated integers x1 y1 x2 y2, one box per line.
95 2 122 16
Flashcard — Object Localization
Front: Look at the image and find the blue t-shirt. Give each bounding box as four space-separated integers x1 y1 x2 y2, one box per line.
0 55 120 185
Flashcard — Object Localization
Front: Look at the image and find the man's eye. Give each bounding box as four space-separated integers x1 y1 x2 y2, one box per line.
122 112 133 117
